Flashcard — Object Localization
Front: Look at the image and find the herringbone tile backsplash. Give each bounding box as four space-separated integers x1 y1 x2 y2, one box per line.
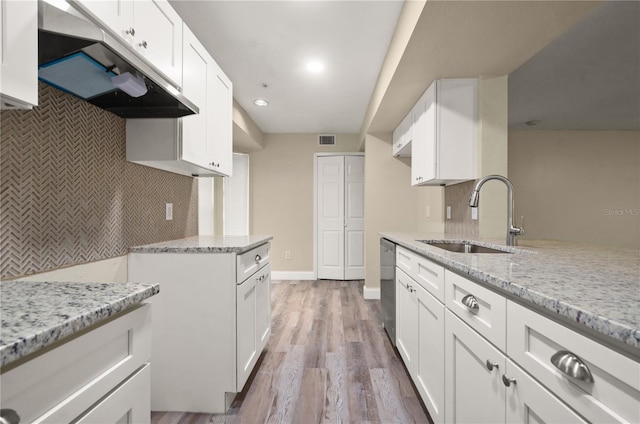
0 83 198 279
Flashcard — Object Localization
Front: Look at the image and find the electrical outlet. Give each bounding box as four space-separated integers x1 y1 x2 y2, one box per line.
471 207 478 220
446 206 452 220
165 203 173 220
285 251 291 260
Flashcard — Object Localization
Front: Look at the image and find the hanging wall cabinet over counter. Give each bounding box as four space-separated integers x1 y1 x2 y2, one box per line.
126 22 233 178
393 78 478 186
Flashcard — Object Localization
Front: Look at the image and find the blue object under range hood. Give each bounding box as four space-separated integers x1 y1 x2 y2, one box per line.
37 1 198 118
38 52 118 100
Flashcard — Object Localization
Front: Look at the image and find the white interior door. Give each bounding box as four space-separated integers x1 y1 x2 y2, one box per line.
317 155 345 280
317 154 364 280
344 155 365 280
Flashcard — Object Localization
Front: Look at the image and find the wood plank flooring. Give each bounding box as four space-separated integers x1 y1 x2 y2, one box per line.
151 280 432 424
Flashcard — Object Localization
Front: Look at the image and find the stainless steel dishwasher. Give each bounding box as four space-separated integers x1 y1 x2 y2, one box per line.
380 238 396 346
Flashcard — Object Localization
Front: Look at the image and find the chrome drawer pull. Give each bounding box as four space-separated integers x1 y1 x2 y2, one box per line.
502 374 516 387
461 294 479 312
485 360 499 371
255 254 262 263
550 350 594 383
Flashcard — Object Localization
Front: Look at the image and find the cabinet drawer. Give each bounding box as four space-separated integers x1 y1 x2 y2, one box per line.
1 304 151 423
237 243 270 283
507 301 640 423
75 364 151 424
395 247 445 302
396 246 413 276
445 270 506 351
411 251 445 303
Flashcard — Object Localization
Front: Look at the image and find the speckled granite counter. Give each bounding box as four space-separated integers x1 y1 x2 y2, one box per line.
381 232 640 355
129 235 273 254
0 281 159 368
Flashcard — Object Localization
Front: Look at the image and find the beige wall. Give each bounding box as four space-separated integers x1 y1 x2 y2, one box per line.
509 130 640 248
249 133 361 273
364 133 444 290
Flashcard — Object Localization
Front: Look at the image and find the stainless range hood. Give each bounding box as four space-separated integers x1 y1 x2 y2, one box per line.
37 1 198 118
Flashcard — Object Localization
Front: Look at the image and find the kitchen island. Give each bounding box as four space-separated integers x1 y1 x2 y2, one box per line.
0 280 159 422
381 232 639 424
128 235 273 414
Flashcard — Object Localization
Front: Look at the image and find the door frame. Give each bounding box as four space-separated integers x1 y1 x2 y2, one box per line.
313 152 365 279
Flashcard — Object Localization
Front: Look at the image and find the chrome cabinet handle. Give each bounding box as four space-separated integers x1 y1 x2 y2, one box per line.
125 27 136 36
502 375 516 387
485 360 499 371
550 350 594 383
461 294 479 312
138 40 148 49
0 409 21 424
255 254 262 263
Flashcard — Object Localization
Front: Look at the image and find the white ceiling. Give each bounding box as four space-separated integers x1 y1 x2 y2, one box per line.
169 0 403 134
169 1 636 137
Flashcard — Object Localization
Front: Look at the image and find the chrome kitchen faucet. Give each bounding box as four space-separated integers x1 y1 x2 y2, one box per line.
469 175 525 246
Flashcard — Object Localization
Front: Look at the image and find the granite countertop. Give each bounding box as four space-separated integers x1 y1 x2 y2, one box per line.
129 235 273 254
381 232 640 353
0 281 159 368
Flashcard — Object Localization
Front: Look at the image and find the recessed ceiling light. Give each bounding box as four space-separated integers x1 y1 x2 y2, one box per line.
254 99 269 107
306 61 325 73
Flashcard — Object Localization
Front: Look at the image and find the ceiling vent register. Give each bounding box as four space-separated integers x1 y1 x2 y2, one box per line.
318 134 336 146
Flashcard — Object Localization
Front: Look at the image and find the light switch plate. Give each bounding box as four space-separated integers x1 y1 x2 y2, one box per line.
471 208 478 220
446 206 452 220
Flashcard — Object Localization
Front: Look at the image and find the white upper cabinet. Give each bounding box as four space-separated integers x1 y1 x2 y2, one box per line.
180 23 233 176
401 78 477 186
126 23 233 177
72 0 183 87
0 0 38 109
392 111 413 157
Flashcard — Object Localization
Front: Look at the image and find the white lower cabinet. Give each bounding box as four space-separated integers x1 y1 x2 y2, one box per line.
504 359 588 424
396 268 418 371
0 305 151 423
396 267 445 424
445 309 505 424
445 310 587 424
237 263 271 391
128 243 271 413
388 244 638 424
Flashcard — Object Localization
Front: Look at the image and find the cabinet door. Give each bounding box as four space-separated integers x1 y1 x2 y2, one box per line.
0 0 38 109
207 61 233 177
75 364 151 424
72 0 134 41
237 275 258 392
133 0 182 86
180 24 209 169
414 283 445 424
437 79 477 182
396 268 418 375
445 310 505 424
505 359 587 424
256 264 272 353
412 82 436 185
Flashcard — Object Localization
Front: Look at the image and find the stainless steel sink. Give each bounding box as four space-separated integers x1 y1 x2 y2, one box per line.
419 241 512 254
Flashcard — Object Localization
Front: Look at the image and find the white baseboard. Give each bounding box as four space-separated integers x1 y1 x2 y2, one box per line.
363 286 380 300
271 271 316 281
